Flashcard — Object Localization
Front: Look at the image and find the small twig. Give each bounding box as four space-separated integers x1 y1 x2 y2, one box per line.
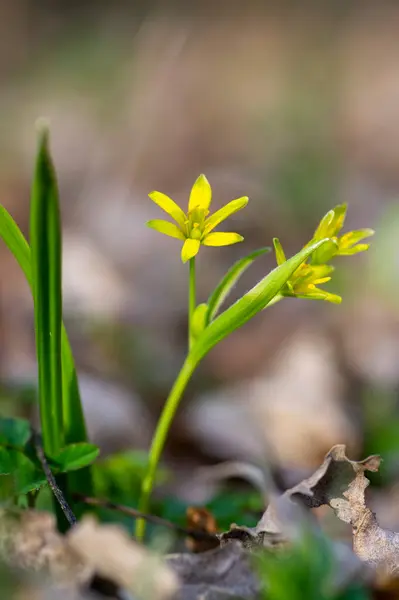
74 493 219 542
32 428 218 543
32 430 77 527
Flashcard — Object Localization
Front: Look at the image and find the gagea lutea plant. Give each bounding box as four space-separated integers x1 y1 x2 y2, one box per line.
0 129 374 540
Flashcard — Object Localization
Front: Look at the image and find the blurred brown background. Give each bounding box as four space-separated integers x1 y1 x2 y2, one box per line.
0 0 399 510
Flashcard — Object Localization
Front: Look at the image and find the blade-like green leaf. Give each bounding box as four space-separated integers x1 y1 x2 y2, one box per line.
0 417 31 449
0 173 92 509
191 239 329 363
0 190 87 446
61 332 87 444
30 129 64 457
206 247 271 323
0 205 31 283
51 443 99 472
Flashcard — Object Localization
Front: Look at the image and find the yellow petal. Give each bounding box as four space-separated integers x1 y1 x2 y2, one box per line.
273 238 287 266
339 228 374 250
146 219 185 240
148 191 186 229
338 243 370 256
313 204 347 240
313 209 335 240
203 197 248 234
310 264 335 278
188 174 212 212
202 232 243 246
329 204 347 236
298 289 342 304
181 238 200 263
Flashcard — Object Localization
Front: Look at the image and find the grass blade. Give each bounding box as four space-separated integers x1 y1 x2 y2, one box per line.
30 128 64 457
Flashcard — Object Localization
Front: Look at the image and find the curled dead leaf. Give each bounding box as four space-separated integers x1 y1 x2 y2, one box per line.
221 445 399 579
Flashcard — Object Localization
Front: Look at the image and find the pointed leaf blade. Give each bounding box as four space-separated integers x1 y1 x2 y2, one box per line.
207 247 271 323
30 128 64 457
0 205 32 284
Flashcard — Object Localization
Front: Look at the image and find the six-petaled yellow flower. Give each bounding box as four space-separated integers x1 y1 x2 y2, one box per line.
147 174 248 263
273 204 375 305
309 204 374 265
273 238 342 304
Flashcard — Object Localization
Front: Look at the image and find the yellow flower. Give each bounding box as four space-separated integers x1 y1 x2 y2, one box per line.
273 238 341 304
147 174 248 263
310 204 374 265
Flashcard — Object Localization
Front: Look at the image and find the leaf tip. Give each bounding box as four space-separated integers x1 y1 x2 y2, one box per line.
35 117 50 142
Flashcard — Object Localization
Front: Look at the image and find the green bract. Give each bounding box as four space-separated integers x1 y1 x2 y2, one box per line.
190 238 330 363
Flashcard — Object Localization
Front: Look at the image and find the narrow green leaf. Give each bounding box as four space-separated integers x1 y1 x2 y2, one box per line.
0 182 87 446
206 247 271 323
60 332 87 444
0 183 92 507
30 128 64 457
0 133 93 506
51 443 99 472
0 206 31 283
0 417 31 449
191 239 329 363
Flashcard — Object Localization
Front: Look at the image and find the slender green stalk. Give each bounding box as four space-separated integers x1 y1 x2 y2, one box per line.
188 257 196 349
135 355 197 540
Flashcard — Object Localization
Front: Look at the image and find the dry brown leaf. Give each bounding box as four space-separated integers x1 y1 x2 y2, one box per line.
221 445 399 578
260 445 399 576
256 444 381 536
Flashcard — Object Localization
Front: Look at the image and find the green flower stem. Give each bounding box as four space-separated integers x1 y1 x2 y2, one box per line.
188 257 196 349
135 354 197 540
